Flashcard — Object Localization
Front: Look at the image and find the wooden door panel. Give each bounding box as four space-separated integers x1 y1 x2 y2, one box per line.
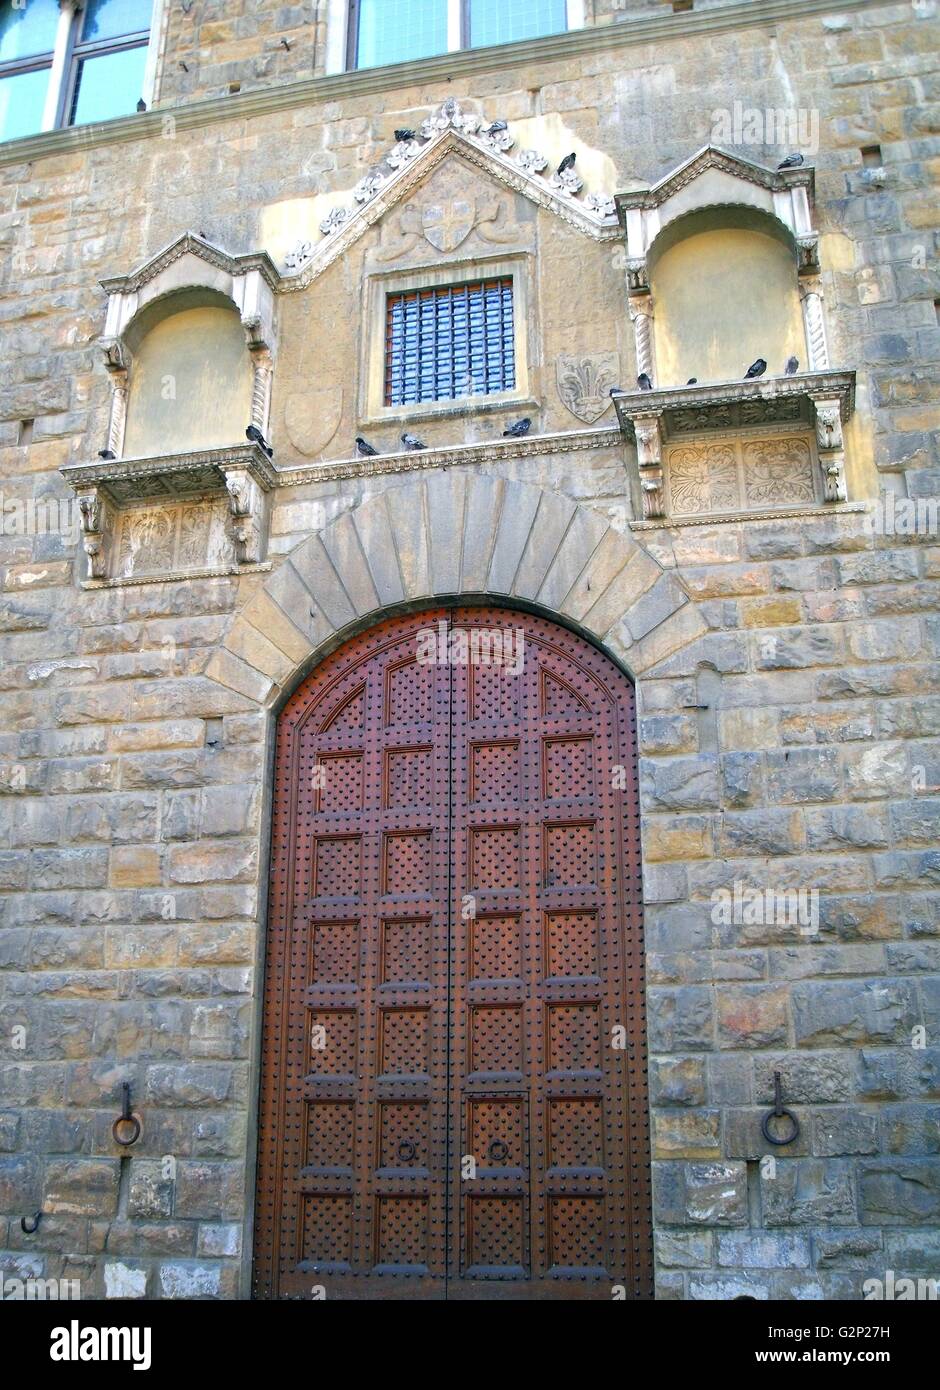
254 607 652 1300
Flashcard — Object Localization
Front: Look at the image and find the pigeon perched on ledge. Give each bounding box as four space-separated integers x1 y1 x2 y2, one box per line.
778 152 804 169
785 356 800 375
98 449 116 460
502 418 531 438
246 424 273 458
686 378 698 385
637 373 653 391
609 386 624 397
556 152 576 174
355 436 379 457
480 120 508 136
744 358 767 379
401 432 426 451
394 128 416 143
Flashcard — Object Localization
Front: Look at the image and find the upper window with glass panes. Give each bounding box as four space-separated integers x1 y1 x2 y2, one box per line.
348 0 574 70
0 0 153 144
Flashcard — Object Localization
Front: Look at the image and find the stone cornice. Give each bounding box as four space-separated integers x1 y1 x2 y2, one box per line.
100 232 282 295
613 370 856 436
0 0 889 168
273 427 623 487
61 442 278 499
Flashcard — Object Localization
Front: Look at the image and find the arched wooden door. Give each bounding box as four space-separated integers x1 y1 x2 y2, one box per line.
253 606 652 1299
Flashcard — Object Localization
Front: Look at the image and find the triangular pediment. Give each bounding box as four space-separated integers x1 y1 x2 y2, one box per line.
100 231 281 296
280 99 620 286
616 144 814 215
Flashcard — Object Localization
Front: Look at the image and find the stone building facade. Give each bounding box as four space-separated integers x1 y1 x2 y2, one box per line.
0 0 938 1300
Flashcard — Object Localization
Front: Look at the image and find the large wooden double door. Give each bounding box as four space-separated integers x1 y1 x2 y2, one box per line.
253 606 652 1299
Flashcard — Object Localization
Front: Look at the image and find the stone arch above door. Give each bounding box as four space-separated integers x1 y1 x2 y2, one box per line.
205 475 708 707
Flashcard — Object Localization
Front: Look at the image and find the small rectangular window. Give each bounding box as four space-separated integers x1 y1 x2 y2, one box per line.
384 278 515 407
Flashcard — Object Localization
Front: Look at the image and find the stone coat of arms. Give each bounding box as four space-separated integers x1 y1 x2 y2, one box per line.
556 352 620 423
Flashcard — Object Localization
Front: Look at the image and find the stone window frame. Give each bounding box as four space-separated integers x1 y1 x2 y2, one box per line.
0 0 165 141
326 0 586 74
359 251 538 428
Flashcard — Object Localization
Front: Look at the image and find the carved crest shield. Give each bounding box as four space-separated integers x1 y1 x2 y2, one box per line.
284 385 343 458
421 199 476 252
556 352 620 424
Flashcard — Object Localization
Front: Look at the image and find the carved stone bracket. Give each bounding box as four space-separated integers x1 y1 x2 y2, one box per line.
811 394 847 502
633 413 666 520
75 485 113 580
222 465 266 564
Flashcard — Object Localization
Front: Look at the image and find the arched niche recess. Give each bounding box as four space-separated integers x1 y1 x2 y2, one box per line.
612 149 854 520
647 206 805 389
121 290 255 458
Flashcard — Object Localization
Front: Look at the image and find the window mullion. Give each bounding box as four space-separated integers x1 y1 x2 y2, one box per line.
41 0 80 131
447 0 462 53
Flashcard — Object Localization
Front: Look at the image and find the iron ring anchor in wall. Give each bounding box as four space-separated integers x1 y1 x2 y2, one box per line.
760 1070 800 1147
21 1211 42 1234
111 1081 142 1148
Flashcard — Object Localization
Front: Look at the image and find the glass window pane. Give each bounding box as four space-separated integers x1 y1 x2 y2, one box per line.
470 0 567 48
0 0 60 63
0 66 49 142
385 278 514 406
69 43 147 126
356 0 447 70
81 0 153 43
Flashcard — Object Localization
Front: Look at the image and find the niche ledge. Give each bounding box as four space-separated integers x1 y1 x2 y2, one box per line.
611 369 856 520
61 442 276 580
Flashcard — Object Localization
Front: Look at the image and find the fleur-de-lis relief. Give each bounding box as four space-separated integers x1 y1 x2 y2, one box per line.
319 206 350 235
550 167 583 197
517 148 548 174
478 125 514 153
353 173 385 203
284 240 314 270
420 97 480 138
584 192 616 218
386 140 422 168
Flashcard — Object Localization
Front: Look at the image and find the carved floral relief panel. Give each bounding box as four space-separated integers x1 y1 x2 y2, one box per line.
665 433 818 518
115 497 235 579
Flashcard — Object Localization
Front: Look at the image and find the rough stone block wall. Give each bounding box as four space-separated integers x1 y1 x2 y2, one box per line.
0 0 937 1298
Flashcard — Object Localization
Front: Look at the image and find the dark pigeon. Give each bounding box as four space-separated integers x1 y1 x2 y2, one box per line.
686 378 698 385
744 358 767 379
637 373 653 391
785 355 800 375
609 386 624 397
401 432 426 451
98 449 116 460
480 120 508 135
246 424 273 457
556 152 577 174
136 99 146 113
778 153 804 169
502 418 531 438
355 436 379 457
394 128 416 143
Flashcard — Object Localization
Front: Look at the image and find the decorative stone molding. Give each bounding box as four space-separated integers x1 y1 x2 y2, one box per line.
612 371 855 516
628 296 655 379
204 475 709 709
61 443 275 579
279 105 620 289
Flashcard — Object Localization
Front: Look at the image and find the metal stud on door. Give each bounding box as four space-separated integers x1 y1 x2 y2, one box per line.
253 607 652 1299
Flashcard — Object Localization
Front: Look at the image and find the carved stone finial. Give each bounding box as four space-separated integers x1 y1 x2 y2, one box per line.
549 167 583 198
284 240 313 272
584 192 616 219
632 414 666 519
319 206 351 236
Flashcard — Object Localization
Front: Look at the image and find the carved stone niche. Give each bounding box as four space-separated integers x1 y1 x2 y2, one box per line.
61 443 275 582
612 370 855 520
98 232 282 459
614 146 829 388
